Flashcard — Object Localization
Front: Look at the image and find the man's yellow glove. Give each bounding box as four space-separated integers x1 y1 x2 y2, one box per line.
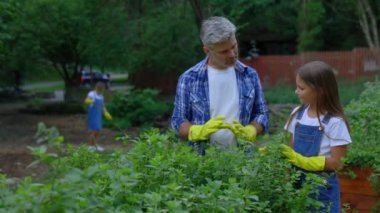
84 97 94 105
231 120 257 142
281 145 325 171
189 116 230 141
258 146 268 156
104 111 112 120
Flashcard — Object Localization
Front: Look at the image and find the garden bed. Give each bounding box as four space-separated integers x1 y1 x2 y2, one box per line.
340 167 380 212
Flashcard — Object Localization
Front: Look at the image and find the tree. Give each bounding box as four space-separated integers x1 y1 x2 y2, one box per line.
0 0 38 93
297 0 325 52
21 0 127 101
188 0 203 29
125 0 202 75
357 0 379 49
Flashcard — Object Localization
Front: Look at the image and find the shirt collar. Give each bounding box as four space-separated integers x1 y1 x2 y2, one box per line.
191 57 247 73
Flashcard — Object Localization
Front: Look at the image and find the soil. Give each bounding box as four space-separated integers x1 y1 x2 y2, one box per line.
0 101 292 179
0 102 132 179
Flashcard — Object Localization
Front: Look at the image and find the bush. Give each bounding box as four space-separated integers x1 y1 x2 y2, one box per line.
344 80 380 172
264 81 299 104
106 89 171 129
0 126 326 212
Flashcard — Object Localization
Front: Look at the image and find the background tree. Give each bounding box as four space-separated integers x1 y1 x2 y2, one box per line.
0 0 38 93
357 0 379 49
189 0 203 29
188 0 299 55
21 0 127 101
125 0 201 75
1 0 378 96
297 0 325 52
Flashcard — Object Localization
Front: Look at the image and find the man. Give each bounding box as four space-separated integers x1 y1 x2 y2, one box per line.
171 16 269 154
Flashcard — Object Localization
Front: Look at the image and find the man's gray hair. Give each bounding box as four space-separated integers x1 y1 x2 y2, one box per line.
200 16 236 48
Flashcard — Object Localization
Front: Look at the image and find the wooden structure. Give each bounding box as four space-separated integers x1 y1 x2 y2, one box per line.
130 48 380 93
339 167 380 212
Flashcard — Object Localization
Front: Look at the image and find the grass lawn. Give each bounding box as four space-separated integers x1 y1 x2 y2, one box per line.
28 83 64 93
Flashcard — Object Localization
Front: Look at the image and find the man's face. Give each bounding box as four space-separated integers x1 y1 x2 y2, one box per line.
204 35 238 69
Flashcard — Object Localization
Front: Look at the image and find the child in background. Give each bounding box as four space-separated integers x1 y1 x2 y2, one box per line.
84 81 112 152
283 61 351 212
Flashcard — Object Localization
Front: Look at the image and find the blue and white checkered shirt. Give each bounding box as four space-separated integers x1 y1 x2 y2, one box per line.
171 57 269 136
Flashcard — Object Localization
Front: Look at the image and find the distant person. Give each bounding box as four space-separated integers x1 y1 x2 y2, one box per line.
84 81 112 151
283 61 352 212
171 16 269 154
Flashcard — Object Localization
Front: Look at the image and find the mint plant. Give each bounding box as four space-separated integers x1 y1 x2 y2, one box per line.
343 80 380 211
0 125 326 212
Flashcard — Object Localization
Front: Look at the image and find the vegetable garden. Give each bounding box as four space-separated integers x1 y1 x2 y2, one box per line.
0 80 379 212
0 127 327 212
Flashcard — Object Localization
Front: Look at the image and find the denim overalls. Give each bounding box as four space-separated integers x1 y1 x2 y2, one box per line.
293 106 340 213
87 94 103 131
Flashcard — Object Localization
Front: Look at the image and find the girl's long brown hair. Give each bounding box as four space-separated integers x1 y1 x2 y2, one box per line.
285 61 350 133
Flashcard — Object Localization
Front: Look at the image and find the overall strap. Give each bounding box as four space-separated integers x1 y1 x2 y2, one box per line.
296 105 307 120
321 113 331 125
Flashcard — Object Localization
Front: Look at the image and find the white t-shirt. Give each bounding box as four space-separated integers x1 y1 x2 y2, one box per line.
285 106 352 157
87 91 103 103
207 65 239 149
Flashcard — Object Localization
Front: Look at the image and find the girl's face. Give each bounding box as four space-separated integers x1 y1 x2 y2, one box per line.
95 84 105 94
295 75 317 106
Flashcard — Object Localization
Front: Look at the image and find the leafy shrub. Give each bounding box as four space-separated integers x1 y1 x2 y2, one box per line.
264 81 299 104
338 78 367 106
106 89 170 129
344 80 380 172
0 126 326 212
344 81 380 210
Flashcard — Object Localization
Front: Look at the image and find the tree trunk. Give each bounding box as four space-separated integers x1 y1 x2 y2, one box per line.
358 0 379 49
13 69 22 95
52 61 82 103
64 82 87 103
188 0 203 30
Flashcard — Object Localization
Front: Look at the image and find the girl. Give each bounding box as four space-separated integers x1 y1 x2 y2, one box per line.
84 81 112 152
283 61 351 212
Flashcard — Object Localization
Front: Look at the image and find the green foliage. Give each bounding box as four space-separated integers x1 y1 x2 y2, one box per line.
0 126 327 212
344 81 380 172
264 81 299 104
106 89 171 129
126 1 202 75
338 78 368 106
0 0 127 96
34 122 64 146
297 0 325 52
1 0 376 92
0 0 39 89
322 0 367 50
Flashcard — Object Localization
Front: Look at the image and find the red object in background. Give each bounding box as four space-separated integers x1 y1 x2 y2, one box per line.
129 48 380 94
339 167 380 213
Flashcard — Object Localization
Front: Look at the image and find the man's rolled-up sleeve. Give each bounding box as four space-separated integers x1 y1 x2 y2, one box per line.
251 74 269 133
171 75 191 135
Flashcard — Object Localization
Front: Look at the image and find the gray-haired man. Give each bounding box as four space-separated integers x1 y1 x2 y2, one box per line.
171 16 269 154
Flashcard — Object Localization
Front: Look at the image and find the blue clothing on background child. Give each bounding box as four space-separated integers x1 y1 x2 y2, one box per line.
87 91 104 131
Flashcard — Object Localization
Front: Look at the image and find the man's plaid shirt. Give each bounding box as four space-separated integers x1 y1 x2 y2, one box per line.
171 57 269 136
